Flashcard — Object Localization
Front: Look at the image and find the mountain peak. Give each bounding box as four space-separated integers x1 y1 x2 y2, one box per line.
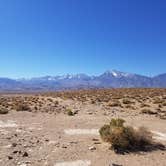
103 70 134 78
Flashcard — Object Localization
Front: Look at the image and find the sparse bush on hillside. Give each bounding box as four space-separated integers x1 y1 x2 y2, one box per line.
99 118 153 153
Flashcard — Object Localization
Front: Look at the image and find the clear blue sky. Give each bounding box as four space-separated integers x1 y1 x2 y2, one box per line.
0 0 166 78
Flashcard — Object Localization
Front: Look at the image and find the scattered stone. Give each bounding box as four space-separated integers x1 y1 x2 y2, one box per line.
45 139 49 142
22 152 29 157
8 156 13 160
62 145 67 149
12 143 17 147
111 164 123 166
94 142 101 144
13 150 19 154
92 138 99 141
88 146 96 151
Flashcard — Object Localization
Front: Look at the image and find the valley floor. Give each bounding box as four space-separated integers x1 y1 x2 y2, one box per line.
0 89 166 166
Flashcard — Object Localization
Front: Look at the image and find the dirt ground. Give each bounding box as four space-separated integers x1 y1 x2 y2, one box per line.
0 89 166 166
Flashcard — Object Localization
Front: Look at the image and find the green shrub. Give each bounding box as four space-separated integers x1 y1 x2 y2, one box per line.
99 118 153 153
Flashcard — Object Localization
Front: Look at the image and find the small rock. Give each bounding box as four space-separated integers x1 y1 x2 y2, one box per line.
92 138 99 141
8 156 13 160
13 150 19 154
12 143 17 147
22 152 28 157
111 163 123 166
45 139 49 142
94 142 101 144
89 146 96 151
62 145 67 149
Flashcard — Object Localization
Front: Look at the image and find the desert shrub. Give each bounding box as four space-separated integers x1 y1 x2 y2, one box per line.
108 101 122 107
140 103 150 108
125 105 136 109
122 99 133 105
15 103 31 112
99 118 153 153
162 102 166 106
153 98 163 104
141 109 157 115
158 104 163 108
0 107 9 114
54 100 59 105
66 109 74 116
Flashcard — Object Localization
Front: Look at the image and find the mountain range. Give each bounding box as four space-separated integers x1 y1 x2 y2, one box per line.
0 70 166 91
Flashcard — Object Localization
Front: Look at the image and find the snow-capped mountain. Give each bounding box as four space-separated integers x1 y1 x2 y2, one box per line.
102 70 134 78
0 70 165 91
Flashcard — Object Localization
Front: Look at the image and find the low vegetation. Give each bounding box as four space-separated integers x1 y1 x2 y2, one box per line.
0 106 9 114
14 102 31 112
66 109 74 116
99 118 154 153
141 109 157 115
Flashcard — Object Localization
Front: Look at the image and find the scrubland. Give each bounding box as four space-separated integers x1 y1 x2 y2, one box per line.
0 88 166 166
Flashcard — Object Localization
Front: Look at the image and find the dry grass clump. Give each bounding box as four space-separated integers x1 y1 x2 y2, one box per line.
99 118 155 153
141 109 157 115
140 103 150 108
108 101 122 107
122 98 134 105
162 102 166 106
0 106 9 114
14 102 31 112
66 109 74 116
153 97 164 104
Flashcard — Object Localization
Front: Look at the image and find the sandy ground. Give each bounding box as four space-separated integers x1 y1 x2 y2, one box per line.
0 89 166 166
0 109 166 166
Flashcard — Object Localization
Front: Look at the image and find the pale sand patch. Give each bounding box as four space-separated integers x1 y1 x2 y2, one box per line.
152 131 166 141
64 128 166 141
64 129 99 135
0 120 17 128
54 160 91 166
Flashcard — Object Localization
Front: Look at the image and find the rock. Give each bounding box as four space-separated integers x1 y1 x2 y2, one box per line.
22 152 28 157
13 150 19 154
89 146 96 151
62 145 67 149
92 138 99 141
111 164 123 166
19 164 27 166
94 142 101 144
12 143 17 147
8 156 13 160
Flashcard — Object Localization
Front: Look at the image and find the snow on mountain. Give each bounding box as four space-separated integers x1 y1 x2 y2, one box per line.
0 70 165 91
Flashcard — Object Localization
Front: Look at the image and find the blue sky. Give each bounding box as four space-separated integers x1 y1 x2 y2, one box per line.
0 0 166 78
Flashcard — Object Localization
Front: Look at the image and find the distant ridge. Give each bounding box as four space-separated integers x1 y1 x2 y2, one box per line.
0 70 166 91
